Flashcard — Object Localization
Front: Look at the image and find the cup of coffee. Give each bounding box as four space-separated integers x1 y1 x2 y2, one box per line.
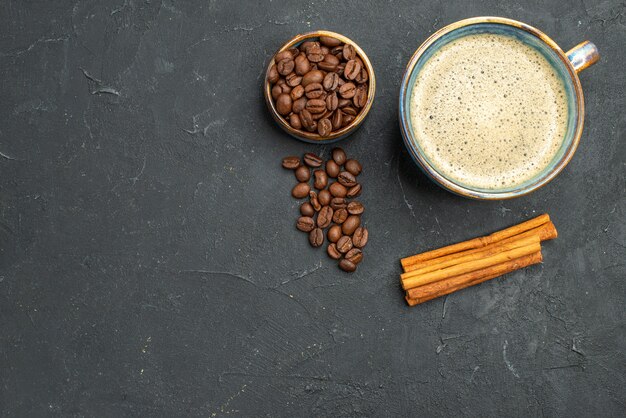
399 17 599 199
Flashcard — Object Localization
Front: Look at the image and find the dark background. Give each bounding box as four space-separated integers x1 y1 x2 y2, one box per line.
1 0 625 416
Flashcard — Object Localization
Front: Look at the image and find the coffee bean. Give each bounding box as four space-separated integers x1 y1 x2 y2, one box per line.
286 72 303 87
327 225 342 243
282 156 300 169
325 159 340 178
339 82 356 99
309 228 324 247
329 182 347 197
345 248 363 265
300 40 317 53
342 106 357 116
300 110 315 131
341 114 355 127
292 182 310 198
323 72 340 91
277 58 294 75
325 92 338 111
288 47 300 58
290 84 304 100
295 165 310 182
337 235 353 253
339 258 356 272
314 169 328 189
293 97 307 113
356 68 368 84
268 64 279 83
296 216 315 232
309 191 321 211
301 70 324 87
318 189 331 205
344 59 362 80
294 54 311 75
317 206 333 228
304 83 325 100
303 152 323 167
300 202 315 217
317 118 332 137
338 98 351 108
352 227 368 248
353 85 368 108
332 148 347 165
330 45 343 55
342 44 356 61
319 54 340 72
345 159 362 176
275 50 293 62
342 215 360 235
307 44 324 63
305 99 326 114
320 36 342 47
332 208 348 224
330 197 347 210
327 243 342 259
271 84 282 100
276 94 292 115
337 171 357 187
346 183 361 198
289 113 302 129
347 201 364 215
331 110 343 130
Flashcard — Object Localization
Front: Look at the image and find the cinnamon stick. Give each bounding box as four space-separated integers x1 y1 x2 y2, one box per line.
401 242 541 290
400 214 550 269
402 221 556 273
402 234 540 278
406 251 543 302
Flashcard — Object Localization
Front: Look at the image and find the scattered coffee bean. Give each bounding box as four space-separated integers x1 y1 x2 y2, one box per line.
303 152 323 167
282 156 300 169
332 147 347 165
330 197 347 210
318 189 331 206
337 171 357 187
267 37 370 138
325 159 340 178
283 150 367 272
317 206 333 228
345 159 362 175
345 248 363 265
339 258 356 272
337 235 353 253
327 225 342 243
295 165 310 182
327 243 342 259
309 191 321 211
300 202 315 217
296 216 315 232
342 215 361 235
347 201 364 215
346 183 361 198
309 228 324 247
332 208 348 224
352 226 368 248
292 182 310 198
329 182 347 197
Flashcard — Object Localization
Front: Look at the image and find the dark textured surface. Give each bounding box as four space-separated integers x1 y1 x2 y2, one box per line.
1 1 625 416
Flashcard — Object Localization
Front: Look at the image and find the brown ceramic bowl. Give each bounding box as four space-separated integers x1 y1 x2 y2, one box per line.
264 30 376 143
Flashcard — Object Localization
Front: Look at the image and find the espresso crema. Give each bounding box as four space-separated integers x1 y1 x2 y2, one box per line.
409 33 568 190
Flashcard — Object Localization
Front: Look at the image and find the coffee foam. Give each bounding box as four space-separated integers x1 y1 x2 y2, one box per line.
409 33 568 190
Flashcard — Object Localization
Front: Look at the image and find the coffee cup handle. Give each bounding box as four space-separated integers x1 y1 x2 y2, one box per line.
565 41 600 73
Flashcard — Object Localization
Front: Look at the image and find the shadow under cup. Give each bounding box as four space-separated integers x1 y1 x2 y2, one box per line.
399 21 582 200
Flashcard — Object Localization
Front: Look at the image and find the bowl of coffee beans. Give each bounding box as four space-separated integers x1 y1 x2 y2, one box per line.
265 31 376 143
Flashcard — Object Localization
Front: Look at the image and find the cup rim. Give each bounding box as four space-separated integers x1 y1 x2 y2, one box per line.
264 30 376 143
399 16 585 200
